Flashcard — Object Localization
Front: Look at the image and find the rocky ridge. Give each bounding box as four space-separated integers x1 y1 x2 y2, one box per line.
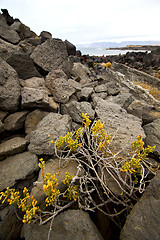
0 9 160 240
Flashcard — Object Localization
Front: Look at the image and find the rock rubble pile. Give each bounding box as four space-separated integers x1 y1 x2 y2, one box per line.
0 9 160 240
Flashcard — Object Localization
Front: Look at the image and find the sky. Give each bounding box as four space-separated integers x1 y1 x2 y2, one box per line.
1 0 160 45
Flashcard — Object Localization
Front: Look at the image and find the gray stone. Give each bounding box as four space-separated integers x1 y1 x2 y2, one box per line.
95 98 145 154
39 31 52 43
95 81 120 96
106 82 120 96
21 87 49 109
68 78 82 91
0 38 23 61
20 77 50 94
6 52 42 80
48 97 59 112
0 58 20 112
79 87 93 101
143 119 160 156
28 113 72 155
83 80 98 88
71 62 93 85
24 210 103 240
95 84 108 93
4 111 28 131
46 69 75 103
91 92 108 101
0 205 22 240
93 98 145 195
21 79 59 111
25 109 49 135
19 40 35 55
61 97 77 115
31 157 80 206
0 137 28 158
28 37 41 46
63 101 95 123
0 151 38 191
120 171 160 240
113 92 134 109
31 38 72 76
10 21 31 40
65 39 76 56
0 14 20 44
127 100 160 124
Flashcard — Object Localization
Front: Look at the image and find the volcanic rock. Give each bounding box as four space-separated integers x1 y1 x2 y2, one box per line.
31 38 72 76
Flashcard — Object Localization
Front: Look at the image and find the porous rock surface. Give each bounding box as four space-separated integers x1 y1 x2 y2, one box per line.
0 58 20 112
28 113 72 155
24 210 103 240
120 171 160 240
31 38 72 76
0 151 38 191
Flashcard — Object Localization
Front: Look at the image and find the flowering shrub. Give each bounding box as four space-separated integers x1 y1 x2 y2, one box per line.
0 187 39 223
0 113 158 229
101 62 112 68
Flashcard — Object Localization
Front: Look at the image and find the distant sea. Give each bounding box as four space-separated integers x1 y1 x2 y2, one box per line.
78 47 149 56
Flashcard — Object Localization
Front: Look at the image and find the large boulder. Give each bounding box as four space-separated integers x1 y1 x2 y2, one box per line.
31 38 72 76
65 39 76 56
0 58 20 112
1 9 14 26
95 98 145 154
4 111 28 131
120 171 160 240
21 87 49 109
0 137 28 159
71 62 93 85
0 204 22 240
21 77 59 111
127 100 160 124
6 52 42 80
143 119 160 156
79 87 93 101
24 210 103 240
28 113 72 155
25 109 49 136
0 151 38 191
20 77 50 93
0 38 23 61
62 101 95 123
45 69 75 103
0 14 20 44
39 31 52 43
10 21 32 40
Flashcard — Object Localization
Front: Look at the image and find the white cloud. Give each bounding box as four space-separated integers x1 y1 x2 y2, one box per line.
1 0 160 44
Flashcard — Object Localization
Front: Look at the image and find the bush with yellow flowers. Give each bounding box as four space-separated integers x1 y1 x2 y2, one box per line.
54 113 158 216
0 113 158 228
0 187 39 224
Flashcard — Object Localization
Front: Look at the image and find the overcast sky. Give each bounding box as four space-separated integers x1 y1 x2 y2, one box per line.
1 0 160 45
